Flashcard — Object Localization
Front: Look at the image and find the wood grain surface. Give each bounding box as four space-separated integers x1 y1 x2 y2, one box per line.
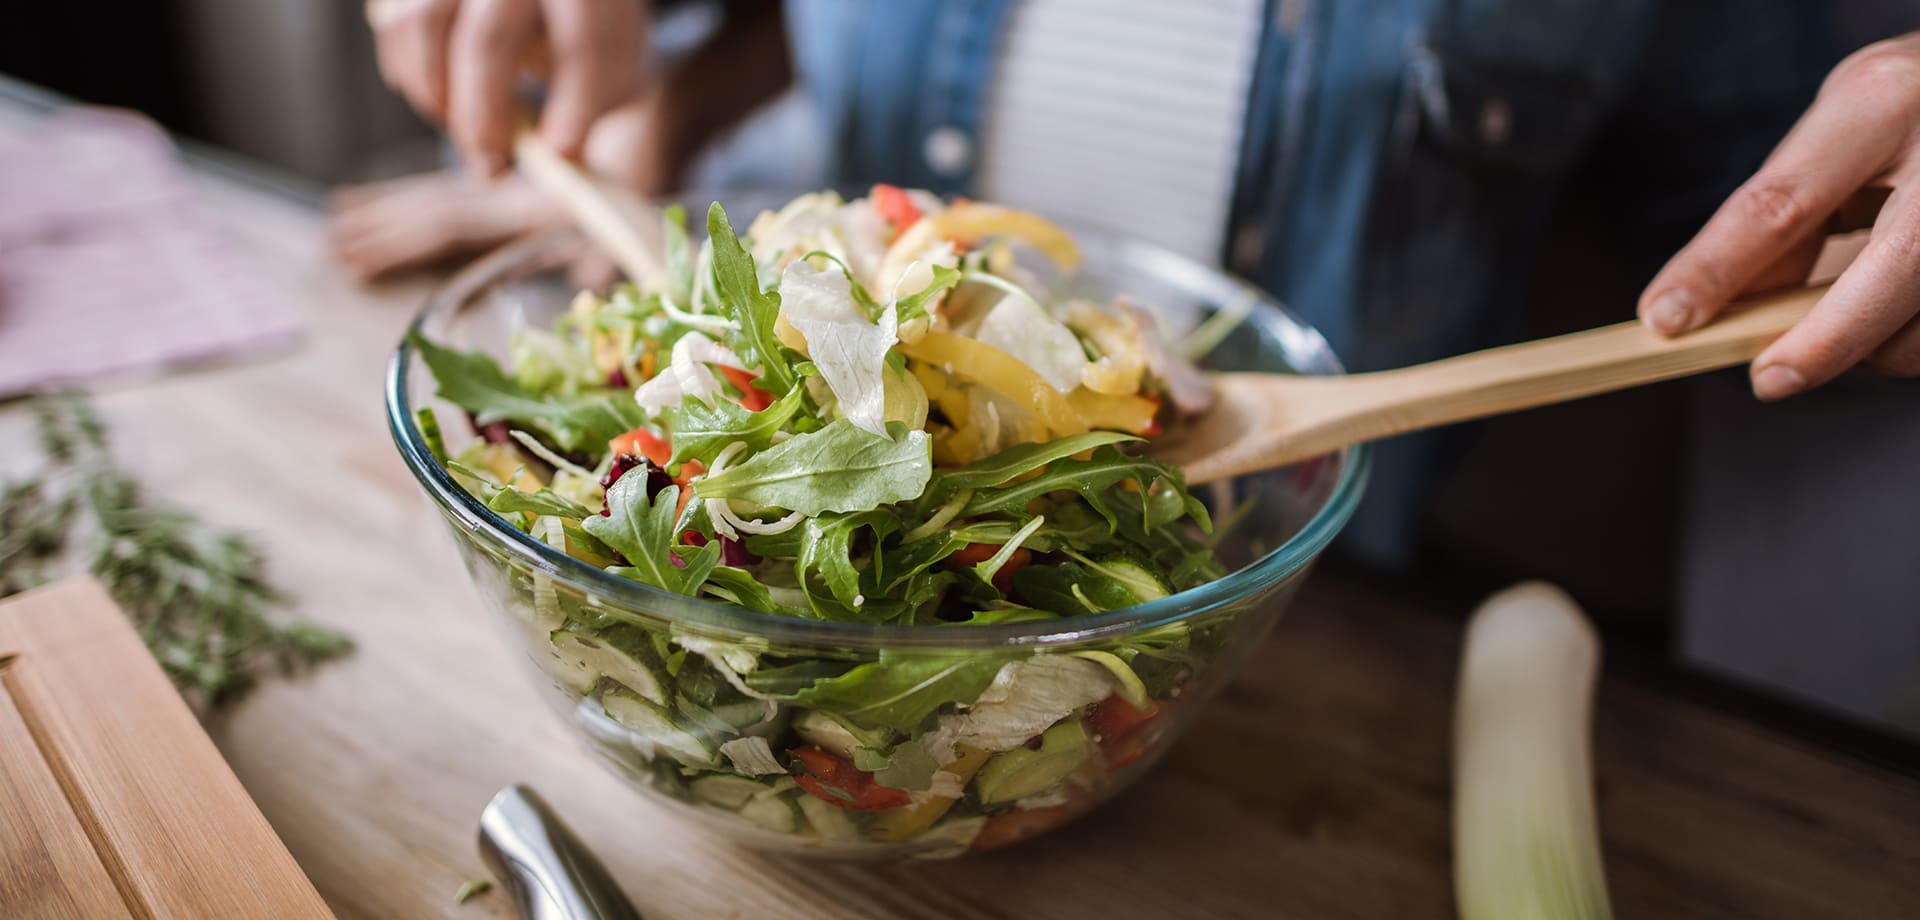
0 97 1916 919
0 579 333 919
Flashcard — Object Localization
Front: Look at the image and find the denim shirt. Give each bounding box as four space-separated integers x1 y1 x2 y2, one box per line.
783 0 1840 565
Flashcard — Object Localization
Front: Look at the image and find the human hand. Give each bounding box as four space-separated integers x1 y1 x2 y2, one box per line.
366 0 647 178
328 94 670 283
1638 33 1920 400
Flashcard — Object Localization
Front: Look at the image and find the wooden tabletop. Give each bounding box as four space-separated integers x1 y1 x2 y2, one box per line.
3 97 1918 919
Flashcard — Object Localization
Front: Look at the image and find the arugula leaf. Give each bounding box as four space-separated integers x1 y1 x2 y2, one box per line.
702 565 810 616
695 420 932 516
962 447 1188 529
560 520 617 560
1013 561 1141 615
445 460 507 504
936 607 1062 627
487 488 593 520
969 515 1045 589
891 265 962 326
664 384 806 466
877 533 967 594
706 203 795 394
792 511 899 611
788 651 1005 733
584 479 719 596
924 431 1139 502
409 331 645 452
742 658 857 696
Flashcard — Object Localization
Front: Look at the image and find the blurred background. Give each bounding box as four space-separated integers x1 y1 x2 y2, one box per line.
3 0 1917 746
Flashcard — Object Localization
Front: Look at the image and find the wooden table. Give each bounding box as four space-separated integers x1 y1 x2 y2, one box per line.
3 96 1918 920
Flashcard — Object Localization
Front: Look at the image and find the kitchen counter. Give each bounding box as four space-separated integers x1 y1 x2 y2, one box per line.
2 91 1917 919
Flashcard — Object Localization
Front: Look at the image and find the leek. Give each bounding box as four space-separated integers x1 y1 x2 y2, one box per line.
1453 582 1612 920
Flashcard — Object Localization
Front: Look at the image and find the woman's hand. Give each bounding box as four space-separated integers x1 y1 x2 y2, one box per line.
366 0 647 178
1639 33 1920 400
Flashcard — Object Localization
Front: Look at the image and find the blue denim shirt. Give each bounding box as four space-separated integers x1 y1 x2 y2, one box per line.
783 0 1841 565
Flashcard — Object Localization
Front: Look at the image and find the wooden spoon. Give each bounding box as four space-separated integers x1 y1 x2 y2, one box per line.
1153 283 1828 484
512 129 666 281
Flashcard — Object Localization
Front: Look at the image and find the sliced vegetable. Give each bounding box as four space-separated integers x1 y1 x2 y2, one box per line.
544 628 667 702
899 332 1086 437
790 745 914 812
974 719 1090 804
870 182 923 230
1087 695 1162 769
1453 583 1612 920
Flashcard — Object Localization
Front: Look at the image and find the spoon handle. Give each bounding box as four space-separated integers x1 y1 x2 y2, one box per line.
479 785 644 920
1333 283 1827 440
513 129 666 283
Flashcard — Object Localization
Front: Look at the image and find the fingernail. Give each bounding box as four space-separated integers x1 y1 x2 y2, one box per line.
1644 289 1696 336
1752 363 1807 401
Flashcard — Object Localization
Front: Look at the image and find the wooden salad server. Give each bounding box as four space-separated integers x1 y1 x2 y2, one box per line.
1154 283 1829 484
512 128 666 282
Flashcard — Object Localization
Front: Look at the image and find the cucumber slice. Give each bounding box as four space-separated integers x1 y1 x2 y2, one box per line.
796 794 862 841
974 719 1090 805
911 815 987 858
691 774 773 810
544 628 667 703
736 793 800 833
602 687 716 767
793 709 890 760
1092 552 1172 602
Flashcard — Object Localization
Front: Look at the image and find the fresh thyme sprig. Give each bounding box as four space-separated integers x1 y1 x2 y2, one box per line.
1 392 351 705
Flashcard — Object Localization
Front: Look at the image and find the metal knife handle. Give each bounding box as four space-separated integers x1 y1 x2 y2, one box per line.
478 785 643 920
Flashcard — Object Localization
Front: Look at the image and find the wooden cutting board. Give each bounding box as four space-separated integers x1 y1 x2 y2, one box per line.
0 577 334 920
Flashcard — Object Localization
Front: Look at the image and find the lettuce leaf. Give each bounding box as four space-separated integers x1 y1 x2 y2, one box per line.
780 260 897 436
695 420 931 516
974 289 1089 393
855 741 939 792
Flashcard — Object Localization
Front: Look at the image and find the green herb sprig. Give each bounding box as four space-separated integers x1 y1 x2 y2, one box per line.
0 393 351 706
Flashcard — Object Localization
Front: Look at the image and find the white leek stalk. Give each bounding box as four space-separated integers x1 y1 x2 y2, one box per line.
1454 582 1613 920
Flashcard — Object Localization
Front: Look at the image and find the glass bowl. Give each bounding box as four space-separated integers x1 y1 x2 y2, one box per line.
385 206 1368 860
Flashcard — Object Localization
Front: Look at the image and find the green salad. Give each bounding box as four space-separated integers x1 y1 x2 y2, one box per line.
412 187 1229 855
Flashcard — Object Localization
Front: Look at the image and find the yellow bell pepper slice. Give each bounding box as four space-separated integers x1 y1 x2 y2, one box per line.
480 443 546 493
909 359 949 401
1067 388 1157 435
874 203 1081 293
866 744 994 842
773 311 809 354
900 332 1086 437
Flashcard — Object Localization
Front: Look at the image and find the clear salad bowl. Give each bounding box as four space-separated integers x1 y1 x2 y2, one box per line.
386 208 1368 860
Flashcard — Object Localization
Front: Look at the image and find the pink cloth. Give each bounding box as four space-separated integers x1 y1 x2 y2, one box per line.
0 108 302 397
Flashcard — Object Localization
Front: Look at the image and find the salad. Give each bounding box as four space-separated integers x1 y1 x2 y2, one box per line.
411 187 1233 855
